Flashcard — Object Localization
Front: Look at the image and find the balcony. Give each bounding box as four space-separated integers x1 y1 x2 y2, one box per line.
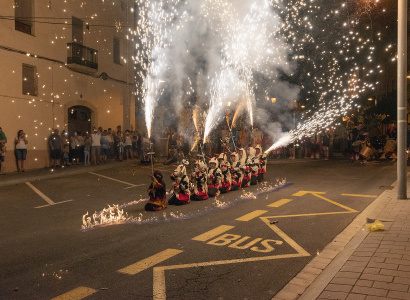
67 42 98 73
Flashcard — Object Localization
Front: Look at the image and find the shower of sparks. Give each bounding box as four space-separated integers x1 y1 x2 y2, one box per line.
264 0 383 152
81 179 290 231
134 0 387 149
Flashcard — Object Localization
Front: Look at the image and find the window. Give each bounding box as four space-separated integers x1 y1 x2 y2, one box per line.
15 0 33 35
72 17 83 44
22 64 37 96
113 38 121 64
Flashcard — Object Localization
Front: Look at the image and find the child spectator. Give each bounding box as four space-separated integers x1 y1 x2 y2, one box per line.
62 144 70 166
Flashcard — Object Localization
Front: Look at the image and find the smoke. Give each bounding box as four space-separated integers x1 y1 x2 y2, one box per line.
137 0 298 145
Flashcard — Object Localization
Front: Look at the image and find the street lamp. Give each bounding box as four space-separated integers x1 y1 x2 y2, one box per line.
397 0 407 199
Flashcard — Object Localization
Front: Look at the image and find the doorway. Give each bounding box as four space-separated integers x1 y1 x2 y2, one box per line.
68 105 92 135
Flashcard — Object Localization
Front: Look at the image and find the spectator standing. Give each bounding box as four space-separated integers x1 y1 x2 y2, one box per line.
70 132 80 165
238 127 247 148
251 127 263 147
0 139 5 175
91 127 101 165
124 130 133 160
100 130 110 163
0 127 7 143
49 129 62 167
84 134 91 165
0 126 7 175
136 130 142 159
62 143 70 166
116 131 124 161
61 130 69 146
107 128 115 159
14 130 28 172
323 130 331 160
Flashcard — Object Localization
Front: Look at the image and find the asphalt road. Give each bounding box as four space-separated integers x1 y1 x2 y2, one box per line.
0 159 397 300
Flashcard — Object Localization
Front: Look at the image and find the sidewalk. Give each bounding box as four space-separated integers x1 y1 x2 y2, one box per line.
273 179 410 300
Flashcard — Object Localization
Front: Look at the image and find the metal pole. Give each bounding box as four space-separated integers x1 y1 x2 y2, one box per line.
397 0 408 199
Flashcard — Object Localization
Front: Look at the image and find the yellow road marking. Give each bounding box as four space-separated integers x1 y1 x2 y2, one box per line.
260 217 310 256
118 249 183 275
192 225 234 241
341 193 377 198
311 193 357 212
292 191 325 196
261 211 354 219
293 191 357 212
236 210 268 221
153 268 166 300
268 199 292 207
153 218 310 300
51 287 97 300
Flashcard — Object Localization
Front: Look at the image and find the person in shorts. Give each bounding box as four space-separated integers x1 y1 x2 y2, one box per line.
91 127 101 164
14 130 28 172
49 129 62 167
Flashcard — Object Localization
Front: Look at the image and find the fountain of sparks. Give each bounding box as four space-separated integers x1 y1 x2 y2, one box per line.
134 0 382 153
263 0 382 153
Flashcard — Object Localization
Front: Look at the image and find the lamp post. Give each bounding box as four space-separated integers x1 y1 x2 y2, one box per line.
397 0 408 199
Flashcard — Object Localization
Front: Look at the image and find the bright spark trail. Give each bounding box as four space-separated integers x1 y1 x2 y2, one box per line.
133 0 387 151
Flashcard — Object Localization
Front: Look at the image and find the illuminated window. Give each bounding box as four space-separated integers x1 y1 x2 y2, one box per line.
15 0 33 35
22 64 38 96
113 38 121 64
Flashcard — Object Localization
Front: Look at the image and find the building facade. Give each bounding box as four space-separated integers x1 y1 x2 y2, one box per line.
0 0 137 171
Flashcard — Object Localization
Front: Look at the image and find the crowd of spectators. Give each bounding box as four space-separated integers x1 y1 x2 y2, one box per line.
47 125 151 168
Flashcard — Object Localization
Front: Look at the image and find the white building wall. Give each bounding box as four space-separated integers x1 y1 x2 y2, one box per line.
0 0 137 171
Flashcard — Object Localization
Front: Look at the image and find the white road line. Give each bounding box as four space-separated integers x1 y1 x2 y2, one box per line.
124 184 146 190
26 182 55 205
89 172 142 188
35 199 74 209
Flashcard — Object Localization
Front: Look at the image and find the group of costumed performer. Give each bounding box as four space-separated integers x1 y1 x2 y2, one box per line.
144 145 267 211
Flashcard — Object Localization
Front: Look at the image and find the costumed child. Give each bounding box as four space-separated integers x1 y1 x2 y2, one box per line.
168 160 190 205
144 170 167 211
246 147 259 185
207 157 222 197
190 160 208 201
217 153 231 193
239 148 250 187
230 152 243 191
255 145 267 182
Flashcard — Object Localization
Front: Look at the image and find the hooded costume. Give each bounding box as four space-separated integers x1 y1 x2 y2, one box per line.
190 160 208 201
230 152 244 191
217 153 231 193
207 157 222 197
255 145 267 182
246 147 259 185
168 160 190 205
145 170 167 211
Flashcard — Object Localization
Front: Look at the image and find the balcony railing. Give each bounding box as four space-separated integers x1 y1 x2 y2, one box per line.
67 42 98 71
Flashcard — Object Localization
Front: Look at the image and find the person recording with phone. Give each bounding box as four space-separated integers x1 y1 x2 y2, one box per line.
14 130 28 172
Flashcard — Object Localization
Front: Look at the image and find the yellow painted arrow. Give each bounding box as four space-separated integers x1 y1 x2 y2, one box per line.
292 191 357 213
